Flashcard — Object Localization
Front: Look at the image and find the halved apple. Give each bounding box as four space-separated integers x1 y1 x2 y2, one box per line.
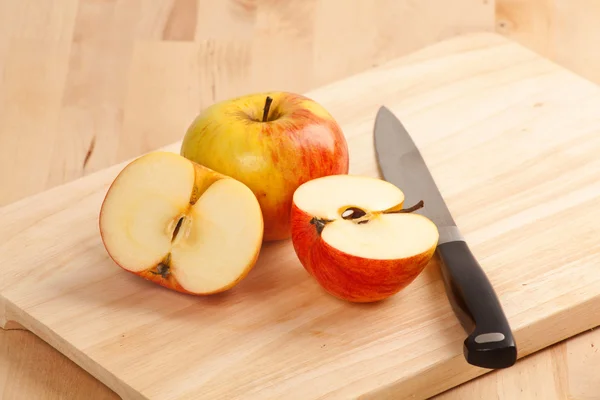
290 174 439 303
99 151 264 295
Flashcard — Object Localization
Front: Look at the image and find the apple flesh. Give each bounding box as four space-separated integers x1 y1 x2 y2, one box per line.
290 175 439 302
99 151 264 295
180 91 349 242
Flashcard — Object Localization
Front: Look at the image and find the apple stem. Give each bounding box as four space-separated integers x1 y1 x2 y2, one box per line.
262 96 273 122
386 200 424 214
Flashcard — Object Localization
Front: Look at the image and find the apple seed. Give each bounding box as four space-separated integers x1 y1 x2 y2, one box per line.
341 207 367 220
171 217 185 243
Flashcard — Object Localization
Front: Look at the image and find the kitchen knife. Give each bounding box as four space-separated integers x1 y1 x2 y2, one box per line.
373 106 517 369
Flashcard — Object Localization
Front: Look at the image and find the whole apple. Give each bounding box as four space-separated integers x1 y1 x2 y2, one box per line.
180 91 349 241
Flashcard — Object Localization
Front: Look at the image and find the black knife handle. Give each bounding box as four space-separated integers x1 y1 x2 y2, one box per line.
437 240 517 369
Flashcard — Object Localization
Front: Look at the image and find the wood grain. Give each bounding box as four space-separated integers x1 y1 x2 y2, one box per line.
496 0 600 85
440 329 600 400
0 329 115 400
0 0 493 207
3 31 600 399
0 2 493 397
2 0 600 399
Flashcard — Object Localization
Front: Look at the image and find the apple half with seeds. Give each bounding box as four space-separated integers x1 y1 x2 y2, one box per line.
99 151 264 295
290 174 439 302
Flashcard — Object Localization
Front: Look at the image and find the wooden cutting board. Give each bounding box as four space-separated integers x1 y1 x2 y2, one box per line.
2 32 600 400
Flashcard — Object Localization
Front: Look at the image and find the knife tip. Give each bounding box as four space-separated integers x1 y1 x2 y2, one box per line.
377 105 390 113
376 105 395 119
374 105 394 128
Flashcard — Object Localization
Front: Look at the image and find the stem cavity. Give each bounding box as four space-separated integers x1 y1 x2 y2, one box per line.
150 254 171 279
310 217 333 235
155 263 170 279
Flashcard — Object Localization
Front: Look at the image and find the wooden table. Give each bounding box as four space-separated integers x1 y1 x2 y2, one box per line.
1 1 599 399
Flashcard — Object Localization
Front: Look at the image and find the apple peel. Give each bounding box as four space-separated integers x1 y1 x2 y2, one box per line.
180 91 350 241
291 174 439 303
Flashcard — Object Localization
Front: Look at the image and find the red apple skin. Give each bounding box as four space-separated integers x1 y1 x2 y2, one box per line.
181 91 350 242
290 203 435 303
136 268 195 295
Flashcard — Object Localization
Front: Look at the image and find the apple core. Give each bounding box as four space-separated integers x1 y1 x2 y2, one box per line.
291 174 439 302
99 151 264 295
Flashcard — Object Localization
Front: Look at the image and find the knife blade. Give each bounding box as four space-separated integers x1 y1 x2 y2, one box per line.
373 106 517 369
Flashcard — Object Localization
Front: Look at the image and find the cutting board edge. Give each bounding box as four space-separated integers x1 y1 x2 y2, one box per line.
2 30 600 399
3 285 600 400
0 293 142 400
0 140 181 215
0 31 519 215
2 31 598 217
363 291 600 399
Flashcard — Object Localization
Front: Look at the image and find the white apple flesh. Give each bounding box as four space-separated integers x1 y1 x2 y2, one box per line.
99 151 264 295
290 175 439 302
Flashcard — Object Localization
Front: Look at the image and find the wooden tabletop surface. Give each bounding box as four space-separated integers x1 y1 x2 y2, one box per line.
1 1 599 399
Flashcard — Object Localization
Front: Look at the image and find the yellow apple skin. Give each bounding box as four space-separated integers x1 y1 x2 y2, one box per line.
180 91 349 241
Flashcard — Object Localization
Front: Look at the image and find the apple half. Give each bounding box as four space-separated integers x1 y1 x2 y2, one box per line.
290 174 439 303
99 151 264 295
